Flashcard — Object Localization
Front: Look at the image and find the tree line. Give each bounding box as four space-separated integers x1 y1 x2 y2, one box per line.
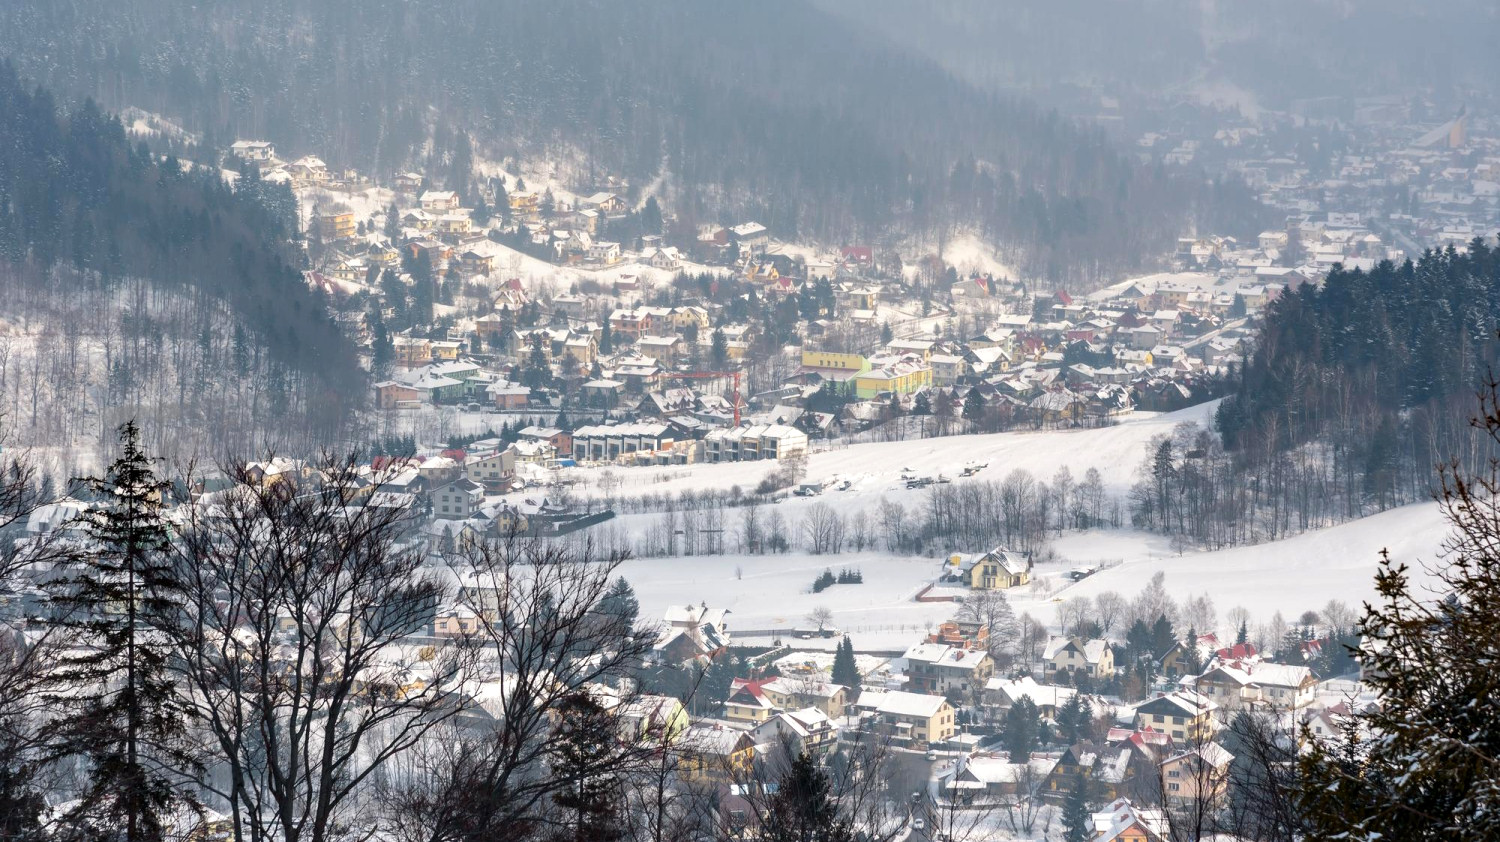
1131 245 1500 547
0 64 364 436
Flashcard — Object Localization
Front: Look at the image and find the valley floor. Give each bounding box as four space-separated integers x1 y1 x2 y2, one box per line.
620 502 1451 652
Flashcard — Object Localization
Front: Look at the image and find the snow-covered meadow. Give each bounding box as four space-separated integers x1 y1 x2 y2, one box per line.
589 404 1454 649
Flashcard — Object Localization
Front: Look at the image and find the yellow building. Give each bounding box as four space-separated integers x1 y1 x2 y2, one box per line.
317 211 356 241
854 357 932 399
509 192 539 214
394 336 433 367
800 350 869 373
1043 637 1116 681
619 695 691 744
1159 744 1234 807
867 690 955 748
438 213 473 235
946 548 1032 590
1135 690 1218 743
745 263 780 283
679 726 755 783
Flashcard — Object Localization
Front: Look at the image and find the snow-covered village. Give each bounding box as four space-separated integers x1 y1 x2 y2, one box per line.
0 2 1497 841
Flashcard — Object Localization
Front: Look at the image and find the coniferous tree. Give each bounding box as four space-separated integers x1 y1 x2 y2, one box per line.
831 636 860 694
1003 696 1040 763
493 178 511 220
1182 625 1205 675
711 329 728 370
385 201 401 241
1061 768 1093 842
594 577 639 633
1300 382 1500 840
962 388 985 423
640 196 663 235
760 752 854 842
46 421 195 842
549 694 627 842
1055 693 1092 745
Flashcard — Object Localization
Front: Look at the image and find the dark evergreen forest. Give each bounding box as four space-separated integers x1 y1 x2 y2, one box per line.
0 63 363 437
0 0 1268 286
1128 245 1500 548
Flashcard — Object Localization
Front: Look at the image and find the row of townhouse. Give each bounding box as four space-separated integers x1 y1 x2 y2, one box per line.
570 421 676 462
702 423 808 463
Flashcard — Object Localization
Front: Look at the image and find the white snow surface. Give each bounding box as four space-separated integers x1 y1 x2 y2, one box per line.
609 404 1457 650
941 232 1018 281
578 402 1221 517
1051 502 1450 623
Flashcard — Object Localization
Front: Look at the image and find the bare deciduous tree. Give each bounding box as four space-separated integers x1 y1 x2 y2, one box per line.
169 457 477 842
385 537 656 842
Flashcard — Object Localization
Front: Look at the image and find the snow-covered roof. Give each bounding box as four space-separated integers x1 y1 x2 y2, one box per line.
985 676 1077 709
873 690 948 718
1043 636 1110 664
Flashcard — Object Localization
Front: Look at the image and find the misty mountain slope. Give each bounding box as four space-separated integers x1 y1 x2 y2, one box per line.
0 63 362 438
0 0 1265 284
820 0 1499 109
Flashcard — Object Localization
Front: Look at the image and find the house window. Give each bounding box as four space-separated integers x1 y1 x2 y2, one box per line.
1169 783 1180 792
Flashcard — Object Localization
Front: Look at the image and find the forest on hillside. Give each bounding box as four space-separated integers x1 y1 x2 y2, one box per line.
0 63 364 447
0 0 1268 286
1124 245 1500 547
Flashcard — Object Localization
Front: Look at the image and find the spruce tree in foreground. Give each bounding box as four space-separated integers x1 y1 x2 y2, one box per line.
549 694 627 842
46 421 195 842
1300 379 1500 840
760 752 854 842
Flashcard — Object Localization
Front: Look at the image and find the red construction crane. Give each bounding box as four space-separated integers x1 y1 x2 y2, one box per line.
666 370 743 426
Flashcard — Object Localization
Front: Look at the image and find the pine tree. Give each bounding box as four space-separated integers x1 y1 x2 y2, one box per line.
1061 768 1093 842
493 178 511 220
711 329 728 370
526 335 553 388
962 388 985 422
549 694 625 842
1182 625 1205 675
760 752 854 842
831 636 860 694
594 578 639 632
1003 696 1040 763
1055 693 1092 745
384 201 401 241
45 422 195 842
1235 619 1249 646
640 196 663 235
599 320 614 354
1300 385 1500 840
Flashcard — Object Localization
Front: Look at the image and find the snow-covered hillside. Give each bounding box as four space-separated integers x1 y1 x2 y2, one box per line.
576 401 1220 522
622 502 1452 652
1052 502 1450 623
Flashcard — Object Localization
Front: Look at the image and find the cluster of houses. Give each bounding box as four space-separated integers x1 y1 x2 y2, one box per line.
606 549 1367 840
1139 102 1498 270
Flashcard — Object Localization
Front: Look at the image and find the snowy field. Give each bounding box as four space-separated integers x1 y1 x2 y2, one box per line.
575 401 1221 524
617 550 962 652
622 502 1454 652
1051 502 1451 623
